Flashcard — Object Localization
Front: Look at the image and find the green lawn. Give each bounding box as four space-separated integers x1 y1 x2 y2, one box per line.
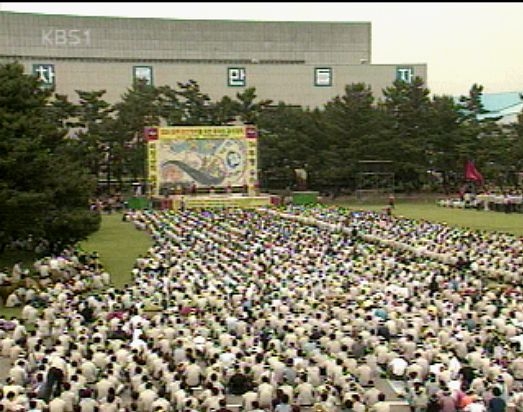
324 197 523 236
79 213 153 289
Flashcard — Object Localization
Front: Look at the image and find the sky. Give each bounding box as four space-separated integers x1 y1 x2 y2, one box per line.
1 2 522 97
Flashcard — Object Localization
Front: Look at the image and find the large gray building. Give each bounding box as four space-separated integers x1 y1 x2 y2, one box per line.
0 11 427 108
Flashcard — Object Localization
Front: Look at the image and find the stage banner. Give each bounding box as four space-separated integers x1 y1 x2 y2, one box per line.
147 141 159 195
146 126 258 195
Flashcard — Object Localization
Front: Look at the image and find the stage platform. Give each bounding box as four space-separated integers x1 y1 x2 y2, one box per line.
152 193 274 210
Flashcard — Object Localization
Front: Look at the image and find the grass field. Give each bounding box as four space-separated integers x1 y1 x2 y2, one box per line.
78 213 153 289
324 196 523 236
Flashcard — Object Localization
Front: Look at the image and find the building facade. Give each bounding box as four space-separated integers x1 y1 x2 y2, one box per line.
0 11 427 108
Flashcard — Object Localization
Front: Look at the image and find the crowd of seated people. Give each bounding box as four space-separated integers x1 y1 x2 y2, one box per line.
438 185 523 214
0 205 522 412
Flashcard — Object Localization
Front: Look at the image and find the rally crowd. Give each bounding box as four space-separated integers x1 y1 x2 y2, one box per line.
0 205 523 412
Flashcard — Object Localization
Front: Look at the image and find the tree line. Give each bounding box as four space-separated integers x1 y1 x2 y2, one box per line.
1 61 522 251
45 67 523 196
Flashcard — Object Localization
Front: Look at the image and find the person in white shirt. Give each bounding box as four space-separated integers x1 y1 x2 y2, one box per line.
5 290 22 307
363 383 382 408
294 375 315 407
355 362 373 386
21 304 40 325
184 360 204 388
98 397 119 412
11 321 26 345
48 395 67 412
45 353 67 400
1 390 23 412
59 382 76 412
80 355 98 385
150 396 170 412
388 355 408 380
241 389 258 412
448 351 462 380
137 382 158 412
78 389 99 412
95 373 114 401
257 375 275 409
200 386 224 412
11 261 23 283
27 399 43 412
9 359 28 386
369 392 390 412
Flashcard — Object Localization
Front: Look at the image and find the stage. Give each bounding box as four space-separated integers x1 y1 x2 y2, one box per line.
151 193 274 210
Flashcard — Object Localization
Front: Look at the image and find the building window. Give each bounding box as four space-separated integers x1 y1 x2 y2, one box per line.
32 64 55 90
228 67 246 87
314 67 332 87
133 66 153 85
396 66 414 83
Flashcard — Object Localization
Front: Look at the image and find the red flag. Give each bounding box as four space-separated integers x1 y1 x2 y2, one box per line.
464 160 484 184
